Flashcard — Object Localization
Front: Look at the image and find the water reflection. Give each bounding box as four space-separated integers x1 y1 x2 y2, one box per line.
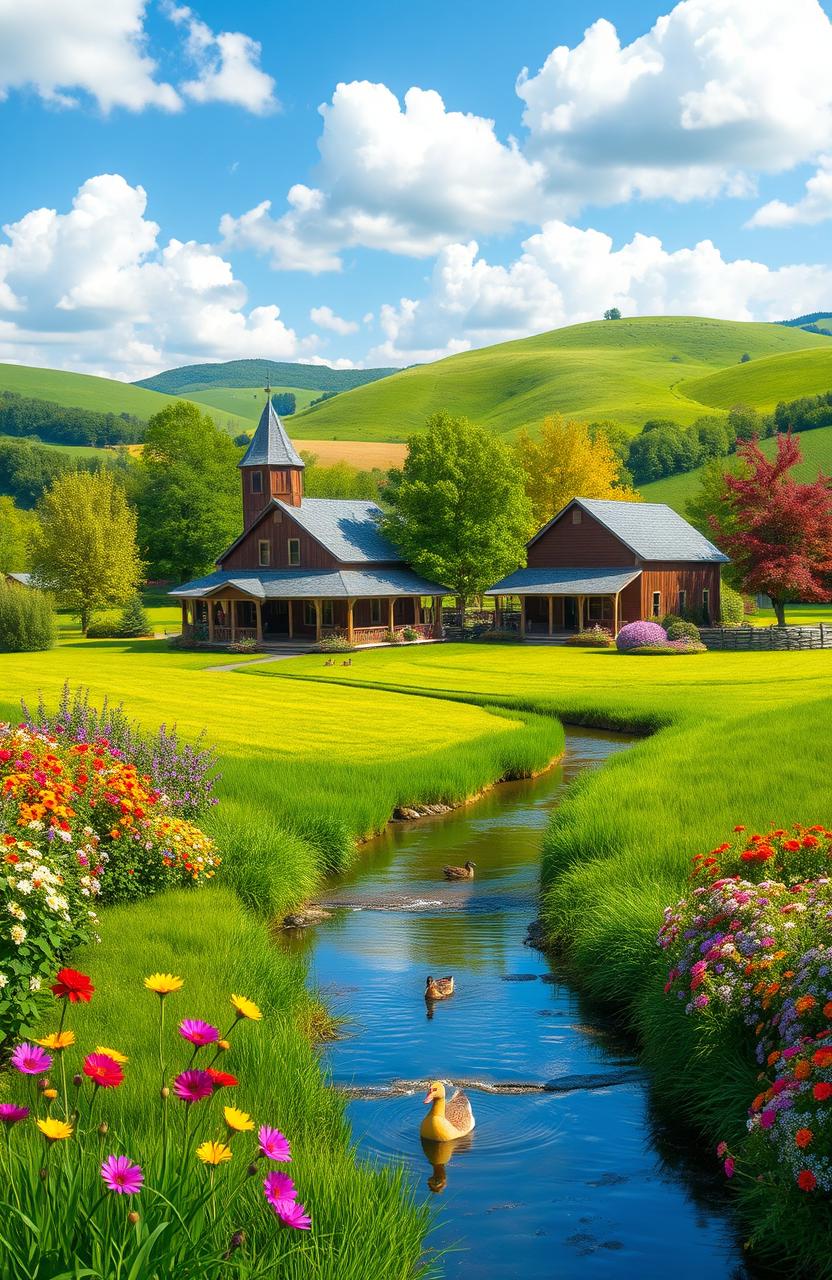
422 1132 474 1194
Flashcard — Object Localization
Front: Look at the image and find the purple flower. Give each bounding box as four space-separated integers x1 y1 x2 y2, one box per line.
616 620 668 652
759 1109 776 1129
179 1019 219 1047
272 1198 312 1230
101 1155 144 1194
0 1104 29 1125
259 1125 291 1162
264 1171 296 1206
11 1043 52 1075
172 1069 214 1103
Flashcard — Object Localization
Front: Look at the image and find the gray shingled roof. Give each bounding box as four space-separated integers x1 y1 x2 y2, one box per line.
485 567 642 596
5 572 33 587
276 499 401 563
171 567 446 599
539 498 728 563
239 397 305 469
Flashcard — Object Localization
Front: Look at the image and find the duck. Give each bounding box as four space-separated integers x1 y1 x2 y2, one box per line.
420 1080 476 1142
442 860 476 880
425 975 454 1001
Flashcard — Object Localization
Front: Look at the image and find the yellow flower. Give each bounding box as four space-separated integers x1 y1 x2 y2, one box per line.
35 1030 76 1051
196 1140 232 1166
95 1045 128 1064
144 973 184 996
230 994 261 1022
218 1039 231 1052
37 1117 73 1142
224 1105 254 1133
43 1088 58 1100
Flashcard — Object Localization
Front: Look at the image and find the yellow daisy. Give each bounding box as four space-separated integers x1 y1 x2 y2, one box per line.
95 1045 128 1064
224 1105 254 1133
37 1117 73 1142
35 1030 75 1051
143 973 184 996
230 994 261 1022
196 1140 232 1166
42 1088 58 1100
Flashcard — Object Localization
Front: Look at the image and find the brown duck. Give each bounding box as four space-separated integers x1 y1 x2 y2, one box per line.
425 975 454 1001
442 860 476 880
420 1081 476 1141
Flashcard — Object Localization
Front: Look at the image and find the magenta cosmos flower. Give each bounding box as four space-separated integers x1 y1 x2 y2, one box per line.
179 1018 219 1047
11 1043 52 1075
101 1155 144 1195
0 1103 29 1125
172 1069 214 1103
259 1125 291 1162
263 1171 296 1206
273 1198 312 1230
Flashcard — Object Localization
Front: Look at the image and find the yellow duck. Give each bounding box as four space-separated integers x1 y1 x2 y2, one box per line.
442 860 476 880
420 1081 476 1141
425 975 454 1001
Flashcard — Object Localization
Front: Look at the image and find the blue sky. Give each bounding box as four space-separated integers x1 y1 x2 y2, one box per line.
2 0 832 379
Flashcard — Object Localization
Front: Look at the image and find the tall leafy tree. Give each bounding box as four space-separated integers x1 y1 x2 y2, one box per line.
710 432 832 625
30 471 143 633
380 412 532 606
135 402 242 582
516 414 640 530
0 498 34 574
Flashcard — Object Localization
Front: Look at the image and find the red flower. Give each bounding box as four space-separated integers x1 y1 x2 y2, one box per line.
797 1170 816 1192
813 1082 832 1101
783 839 801 851
802 835 820 848
51 968 94 1003
82 1053 124 1089
795 1127 814 1149
206 1068 239 1089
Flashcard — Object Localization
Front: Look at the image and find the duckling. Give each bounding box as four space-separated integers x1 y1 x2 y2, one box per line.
420 1080 475 1141
425 975 454 1001
442 860 476 880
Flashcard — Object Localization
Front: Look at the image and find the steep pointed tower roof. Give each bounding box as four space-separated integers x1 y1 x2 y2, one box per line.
238 383 305 470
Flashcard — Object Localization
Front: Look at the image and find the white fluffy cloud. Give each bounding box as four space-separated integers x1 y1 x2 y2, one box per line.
310 305 358 335
367 224 832 366
0 0 275 114
165 3 277 114
0 174 319 378
748 158 832 228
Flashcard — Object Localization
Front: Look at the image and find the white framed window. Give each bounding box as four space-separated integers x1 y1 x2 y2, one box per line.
370 599 382 625
250 470 263 494
652 591 661 618
678 589 687 614
571 507 582 524
288 538 301 566
258 540 270 567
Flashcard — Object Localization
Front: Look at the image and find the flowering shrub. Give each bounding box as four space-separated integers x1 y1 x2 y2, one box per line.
565 626 615 648
615 620 667 651
627 641 707 654
659 823 832 1199
1 721 219 1043
1 970 312 1276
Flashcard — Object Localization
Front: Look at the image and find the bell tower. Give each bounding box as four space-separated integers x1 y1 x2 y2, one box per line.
239 379 305 529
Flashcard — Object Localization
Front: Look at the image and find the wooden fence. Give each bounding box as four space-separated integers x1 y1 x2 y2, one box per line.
700 625 832 651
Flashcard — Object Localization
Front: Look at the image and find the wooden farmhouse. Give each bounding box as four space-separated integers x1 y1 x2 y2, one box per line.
171 392 446 645
486 497 728 637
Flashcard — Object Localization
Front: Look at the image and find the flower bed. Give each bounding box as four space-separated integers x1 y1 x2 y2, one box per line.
627 641 707 655
1 699 219 1043
564 626 615 648
616 620 667 651
1 968 312 1276
659 824 832 1200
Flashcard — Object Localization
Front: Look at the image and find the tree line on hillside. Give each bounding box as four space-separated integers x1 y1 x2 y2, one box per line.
0 391 145 447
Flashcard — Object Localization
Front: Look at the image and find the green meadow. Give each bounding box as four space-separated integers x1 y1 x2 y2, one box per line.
679 345 832 410
184 385 322 424
291 316 827 440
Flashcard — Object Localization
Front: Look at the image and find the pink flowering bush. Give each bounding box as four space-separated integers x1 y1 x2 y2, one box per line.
615 620 667 651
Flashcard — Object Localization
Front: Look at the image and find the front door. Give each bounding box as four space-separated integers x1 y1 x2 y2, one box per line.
564 597 578 630
262 600 289 636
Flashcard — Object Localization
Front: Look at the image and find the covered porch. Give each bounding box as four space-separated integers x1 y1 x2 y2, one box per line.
485 568 642 638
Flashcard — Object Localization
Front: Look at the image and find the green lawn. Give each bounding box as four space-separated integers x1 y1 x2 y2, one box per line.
184 385 321 424
57 587 184 638
290 316 827 440
0 434 107 459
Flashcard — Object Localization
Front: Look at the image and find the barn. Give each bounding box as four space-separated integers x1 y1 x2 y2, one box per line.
486 497 728 637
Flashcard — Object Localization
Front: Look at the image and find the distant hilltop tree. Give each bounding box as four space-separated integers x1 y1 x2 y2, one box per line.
739 353 751 363
603 307 622 321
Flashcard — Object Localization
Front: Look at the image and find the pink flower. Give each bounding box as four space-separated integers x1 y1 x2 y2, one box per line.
179 1019 219 1047
101 1155 144 1195
264 1171 296 1206
0 1103 29 1125
759 1109 776 1130
693 994 709 1009
11 1043 52 1075
259 1125 291 1162
172 1069 214 1103
724 1157 735 1179
716 1141 727 1158
272 1199 312 1230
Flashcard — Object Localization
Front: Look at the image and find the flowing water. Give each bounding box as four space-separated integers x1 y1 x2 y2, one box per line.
282 730 754 1279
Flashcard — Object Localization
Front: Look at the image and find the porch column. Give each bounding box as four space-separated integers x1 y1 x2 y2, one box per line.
255 601 263 644
346 599 355 645
577 595 585 631
388 597 395 634
547 596 553 636
287 600 293 639
613 593 619 638
207 601 215 643
229 600 236 643
180 601 187 633
519 597 526 638
313 599 322 642
432 594 443 638
413 596 420 624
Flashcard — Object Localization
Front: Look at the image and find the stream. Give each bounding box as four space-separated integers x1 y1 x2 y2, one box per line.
281 729 753 1279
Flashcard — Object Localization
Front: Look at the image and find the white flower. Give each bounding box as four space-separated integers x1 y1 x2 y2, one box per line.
81 888 90 897
29 975 41 992
0 973 7 988
7 902 26 921
15 879 33 895
10 924 26 945
56 830 72 844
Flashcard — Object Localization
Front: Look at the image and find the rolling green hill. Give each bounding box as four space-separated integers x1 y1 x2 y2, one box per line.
185 385 320 425
288 317 829 441
678 347 832 412
0 363 250 433
135 358 397 396
639 424 832 515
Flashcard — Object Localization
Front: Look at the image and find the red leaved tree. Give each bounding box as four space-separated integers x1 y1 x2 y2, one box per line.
710 432 832 626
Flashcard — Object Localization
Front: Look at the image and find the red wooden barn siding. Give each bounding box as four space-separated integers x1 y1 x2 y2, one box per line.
639 563 721 621
619 577 643 624
526 510 638 568
221 509 339 571
242 467 302 531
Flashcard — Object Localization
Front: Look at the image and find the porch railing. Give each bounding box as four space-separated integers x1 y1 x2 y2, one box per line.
353 625 389 646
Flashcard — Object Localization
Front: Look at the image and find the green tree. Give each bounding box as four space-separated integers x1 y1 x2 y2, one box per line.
0 498 34 573
380 412 532 606
516 414 640 530
603 307 622 320
135 402 242 582
685 456 746 590
0 580 55 652
115 594 153 637
30 471 143 633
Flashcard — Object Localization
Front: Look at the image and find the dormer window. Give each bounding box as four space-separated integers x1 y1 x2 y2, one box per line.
572 507 582 524
250 471 263 495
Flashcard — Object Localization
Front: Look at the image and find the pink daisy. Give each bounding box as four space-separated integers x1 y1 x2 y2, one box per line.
0 1103 29 1124
259 1125 291 1162
272 1199 312 1230
11 1043 52 1075
263 1171 296 1206
172 1069 214 1103
179 1019 219 1047
101 1155 144 1195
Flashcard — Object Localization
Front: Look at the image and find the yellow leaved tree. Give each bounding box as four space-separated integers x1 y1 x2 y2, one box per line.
516 414 641 530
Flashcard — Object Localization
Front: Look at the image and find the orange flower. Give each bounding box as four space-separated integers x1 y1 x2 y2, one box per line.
795 1060 812 1080
796 995 816 1015
795 1128 813 1149
824 1001 832 1020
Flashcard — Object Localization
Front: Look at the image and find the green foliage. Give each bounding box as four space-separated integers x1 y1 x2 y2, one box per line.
273 391 296 416
136 359 395 396
115 593 153 637
720 583 746 626
30 470 143 633
136 401 242 582
564 627 615 648
0 497 34 573
0 580 55 652
301 455 383 500
603 307 622 320
381 412 532 605
0 390 143 446
315 635 355 653
665 619 701 642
